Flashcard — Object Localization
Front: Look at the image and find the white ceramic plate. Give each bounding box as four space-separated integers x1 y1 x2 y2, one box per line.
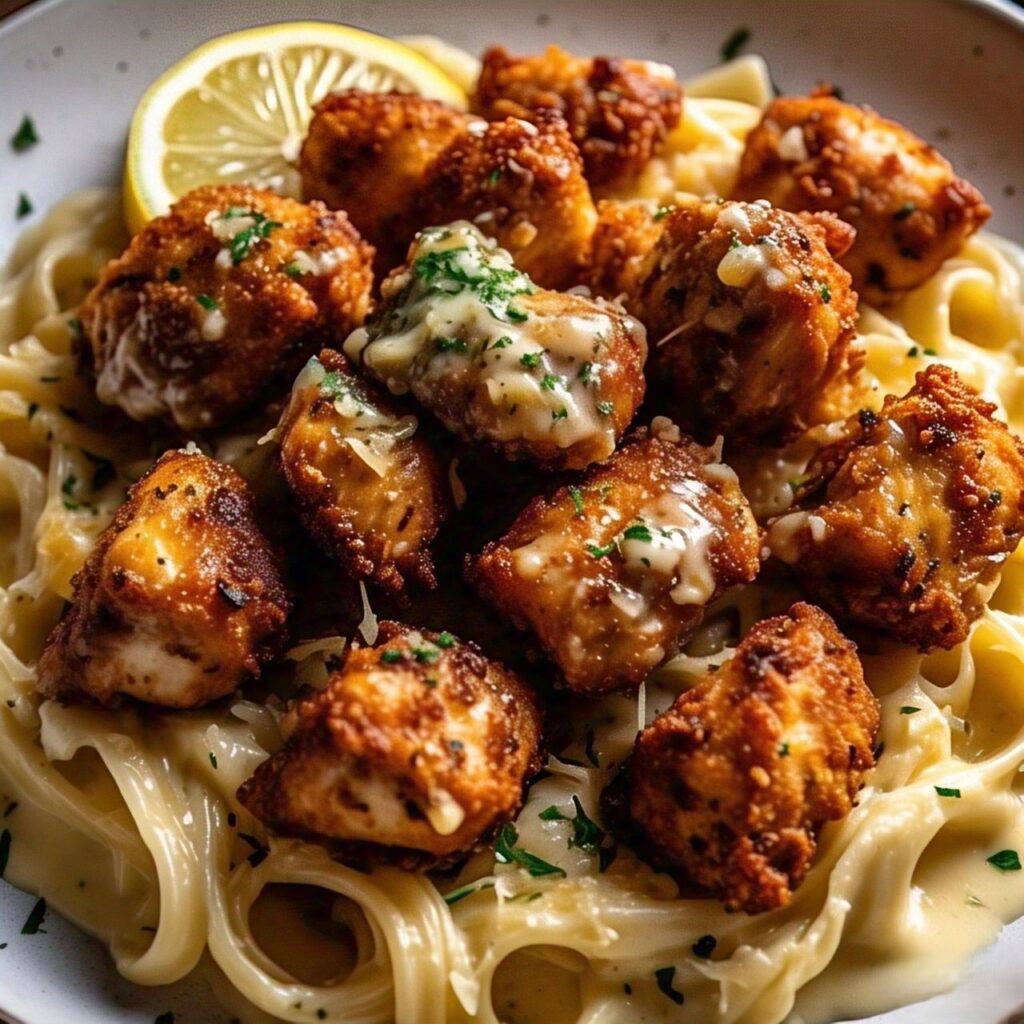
1 1 1024 1021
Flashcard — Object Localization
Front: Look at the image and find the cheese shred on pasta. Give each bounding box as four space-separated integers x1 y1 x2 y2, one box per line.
1 52 1024 1024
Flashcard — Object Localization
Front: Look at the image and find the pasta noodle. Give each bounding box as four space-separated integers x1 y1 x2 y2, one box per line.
2 52 1024 1024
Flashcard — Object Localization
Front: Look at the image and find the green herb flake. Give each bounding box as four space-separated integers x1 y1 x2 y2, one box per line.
61 474 77 497
692 934 717 959
488 167 503 186
494 824 566 878
586 542 616 559
15 192 33 219
444 880 495 906
224 210 282 263
380 649 404 664
907 346 919 358
568 795 603 853
436 336 469 353
540 373 564 391
654 965 685 1005
208 752 218 770
924 347 938 356
0 828 10 878
596 400 614 415
622 523 653 543
412 646 440 664
520 351 542 368
893 202 916 221
284 261 307 278
435 631 456 649
900 705 921 715
578 361 597 386
819 283 831 303
568 486 585 517
987 849 1022 872
196 293 218 311
778 742 790 757
539 806 567 822
934 786 961 799
492 335 512 349
653 204 674 222
10 115 39 153
551 408 568 421
21 896 47 934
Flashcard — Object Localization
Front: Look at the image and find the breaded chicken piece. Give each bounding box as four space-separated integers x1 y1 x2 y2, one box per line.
630 199 863 443
468 422 762 693
37 449 291 708
586 197 670 300
238 622 543 866
733 89 991 304
299 91 471 271
413 112 598 289
604 603 879 914
474 44 683 188
345 221 646 471
768 365 1024 651
277 349 448 593
80 184 373 431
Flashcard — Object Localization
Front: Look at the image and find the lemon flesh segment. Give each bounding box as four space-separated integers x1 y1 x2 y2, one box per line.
125 23 467 234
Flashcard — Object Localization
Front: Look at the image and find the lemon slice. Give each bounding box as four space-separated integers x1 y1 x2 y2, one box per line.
124 22 467 234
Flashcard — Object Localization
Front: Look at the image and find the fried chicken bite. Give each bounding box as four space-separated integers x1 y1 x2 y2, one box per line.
79 184 373 431
586 197 669 300
468 421 762 693
733 89 991 304
276 349 448 594
604 603 879 914
299 92 472 271
473 44 683 188
345 221 646 471
238 623 543 866
37 449 291 708
630 199 863 443
767 365 1024 651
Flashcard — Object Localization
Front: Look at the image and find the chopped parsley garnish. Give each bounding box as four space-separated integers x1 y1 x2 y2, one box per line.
539 805 566 821
220 209 282 263
654 965 685 1005
568 486 585 517
61 474 77 497
208 752 218 770
0 828 10 878
987 849 1021 872
540 373 564 391
435 631 456 648
196 293 218 311
444 880 495 906
507 891 543 903
622 523 653 543
436 336 468 353
10 115 39 152
934 786 961 798
488 167 503 186
520 352 542 368
16 192 32 219
505 306 528 323
692 934 717 959
491 335 512 349
284 261 307 278
907 346 919 358
778 742 790 757
412 645 440 664
539 796 604 853
819 283 831 303
596 400 614 415
494 824 566 877
900 706 921 715
551 408 568 421
380 649 404 664
586 542 616 559
578 361 597 386
924 347 938 356
653 204 674 222
893 202 916 221
21 897 47 934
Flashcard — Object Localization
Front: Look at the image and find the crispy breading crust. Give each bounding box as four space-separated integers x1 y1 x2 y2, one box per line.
79 184 373 431
414 112 598 289
37 449 291 708
474 44 683 188
630 199 863 443
299 91 471 274
733 89 991 304
770 364 1024 650
468 426 762 693
238 622 543 867
585 197 669 300
277 349 448 593
604 602 879 914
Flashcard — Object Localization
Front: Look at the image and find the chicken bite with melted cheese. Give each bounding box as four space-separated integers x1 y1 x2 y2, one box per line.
37 449 291 708
733 89 991 304
605 603 879 914
344 221 646 471
413 112 598 289
238 623 543 866
473 44 683 189
468 422 762 693
768 364 1024 651
79 184 373 431
277 349 449 593
299 92 472 272
626 199 863 443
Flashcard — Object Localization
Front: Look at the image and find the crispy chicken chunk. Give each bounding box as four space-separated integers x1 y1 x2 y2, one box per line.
628 199 863 443
413 112 598 289
733 90 991 304
605 603 879 914
238 623 543 866
345 221 646 471
37 449 291 708
468 422 762 693
767 365 1024 650
299 92 471 271
277 349 448 593
586 197 668 300
79 184 373 431
473 44 683 188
